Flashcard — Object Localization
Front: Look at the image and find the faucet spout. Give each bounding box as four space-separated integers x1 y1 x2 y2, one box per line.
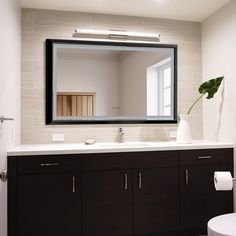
118 128 125 143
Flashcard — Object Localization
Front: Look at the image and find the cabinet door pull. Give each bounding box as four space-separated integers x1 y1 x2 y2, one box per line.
72 176 76 193
197 156 212 159
0 170 7 182
185 169 189 185
138 172 142 189
124 173 128 190
40 163 59 167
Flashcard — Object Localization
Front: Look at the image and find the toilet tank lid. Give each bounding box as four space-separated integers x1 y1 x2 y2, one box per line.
208 213 236 236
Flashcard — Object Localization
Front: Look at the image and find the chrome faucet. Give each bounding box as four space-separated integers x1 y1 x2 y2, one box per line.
118 128 125 143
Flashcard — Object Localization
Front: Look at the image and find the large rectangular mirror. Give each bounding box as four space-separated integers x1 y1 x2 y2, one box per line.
46 39 177 124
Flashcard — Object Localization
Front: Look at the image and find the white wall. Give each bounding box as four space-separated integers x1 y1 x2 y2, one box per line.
202 0 236 206
0 0 21 235
57 57 120 116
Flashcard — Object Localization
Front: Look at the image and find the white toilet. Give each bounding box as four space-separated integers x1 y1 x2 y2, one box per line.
208 213 236 236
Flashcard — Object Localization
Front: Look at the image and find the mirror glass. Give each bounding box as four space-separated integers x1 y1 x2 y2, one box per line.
46 39 177 124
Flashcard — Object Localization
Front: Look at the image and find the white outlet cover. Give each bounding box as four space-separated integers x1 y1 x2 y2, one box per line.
52 133 64 142
169 131 177 138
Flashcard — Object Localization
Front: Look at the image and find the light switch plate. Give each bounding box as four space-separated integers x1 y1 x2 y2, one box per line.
52 133 64 142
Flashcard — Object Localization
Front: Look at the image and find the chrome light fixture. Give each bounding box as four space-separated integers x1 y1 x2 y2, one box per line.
72 29 160 42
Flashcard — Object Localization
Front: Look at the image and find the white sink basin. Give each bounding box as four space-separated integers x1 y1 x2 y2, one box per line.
99 142 152 148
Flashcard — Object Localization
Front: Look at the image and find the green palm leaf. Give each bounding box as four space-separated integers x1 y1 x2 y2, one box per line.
187 76 224 115
199 76 224 99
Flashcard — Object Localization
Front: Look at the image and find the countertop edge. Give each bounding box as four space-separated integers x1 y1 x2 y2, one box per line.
7 141 234 156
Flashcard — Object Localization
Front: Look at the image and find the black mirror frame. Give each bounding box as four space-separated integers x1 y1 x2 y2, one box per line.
46 39 177 125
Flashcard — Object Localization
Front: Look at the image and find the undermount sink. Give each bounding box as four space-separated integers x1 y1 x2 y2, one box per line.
99 142 152 148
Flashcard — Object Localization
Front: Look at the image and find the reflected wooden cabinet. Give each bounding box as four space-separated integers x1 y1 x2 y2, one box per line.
57 92 96 116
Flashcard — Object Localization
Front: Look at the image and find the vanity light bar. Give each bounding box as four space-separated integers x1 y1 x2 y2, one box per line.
73 29 160 42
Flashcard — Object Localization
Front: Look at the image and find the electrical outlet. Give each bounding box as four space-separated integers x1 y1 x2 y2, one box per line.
169 131 177 139
52 133 64 142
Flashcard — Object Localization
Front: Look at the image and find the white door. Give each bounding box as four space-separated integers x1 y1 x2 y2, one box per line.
0 122 13 236
0 0 21 234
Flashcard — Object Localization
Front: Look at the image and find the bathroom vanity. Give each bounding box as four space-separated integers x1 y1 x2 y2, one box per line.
7 142 233 236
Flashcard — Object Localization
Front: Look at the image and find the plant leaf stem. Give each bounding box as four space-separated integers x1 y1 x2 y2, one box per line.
187 92 206 115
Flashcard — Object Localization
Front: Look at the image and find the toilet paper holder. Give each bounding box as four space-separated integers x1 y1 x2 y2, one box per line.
214 171 235 191
215 177 236 182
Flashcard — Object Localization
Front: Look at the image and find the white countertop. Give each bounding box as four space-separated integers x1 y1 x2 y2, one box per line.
7 140 234 156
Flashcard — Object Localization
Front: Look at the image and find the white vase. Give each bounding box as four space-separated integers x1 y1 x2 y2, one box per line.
177 114 192 144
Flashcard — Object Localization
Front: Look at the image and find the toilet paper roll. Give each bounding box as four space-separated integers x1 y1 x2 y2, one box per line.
214 171 233 191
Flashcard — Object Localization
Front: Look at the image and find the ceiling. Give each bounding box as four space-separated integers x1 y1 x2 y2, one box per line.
18 0 230 22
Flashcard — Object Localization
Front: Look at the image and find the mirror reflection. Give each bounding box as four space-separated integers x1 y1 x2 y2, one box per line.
49 40 177 123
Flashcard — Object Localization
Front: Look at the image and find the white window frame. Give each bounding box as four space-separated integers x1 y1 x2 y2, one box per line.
146 57 172 116
157 61 171 116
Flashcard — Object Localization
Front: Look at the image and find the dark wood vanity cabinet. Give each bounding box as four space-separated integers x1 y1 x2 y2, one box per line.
8 148 233 236
179 149 233 234
82 168 179 236
133 167 179 235
8 155 82 236
17 173 81 236
81 151 179 236
82 170 133 236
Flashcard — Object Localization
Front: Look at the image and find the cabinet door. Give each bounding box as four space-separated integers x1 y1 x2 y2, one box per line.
18 173 81 236
180 165 233 230
82 170 132 236
133 167 179 235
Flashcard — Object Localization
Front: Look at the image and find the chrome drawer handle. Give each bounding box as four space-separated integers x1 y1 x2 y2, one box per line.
185 169 189 185
40 163 59 167
197 156 212 159
124 173 128 190
72 176 76 193
138 172 142 189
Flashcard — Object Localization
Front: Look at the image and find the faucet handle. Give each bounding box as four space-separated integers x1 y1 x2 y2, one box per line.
118 127 124 134
118 127 125 143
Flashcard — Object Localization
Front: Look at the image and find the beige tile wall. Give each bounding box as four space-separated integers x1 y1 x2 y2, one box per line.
21 8 202 144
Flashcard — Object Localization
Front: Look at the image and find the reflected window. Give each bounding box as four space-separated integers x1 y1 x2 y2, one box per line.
147 57 172 116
